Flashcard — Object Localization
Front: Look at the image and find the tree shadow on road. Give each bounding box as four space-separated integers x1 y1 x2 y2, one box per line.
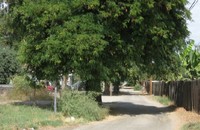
104 102 176 116
117 91 148 96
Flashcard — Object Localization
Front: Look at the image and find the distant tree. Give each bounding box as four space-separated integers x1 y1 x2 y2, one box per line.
180 40 200 79
0 45 20 84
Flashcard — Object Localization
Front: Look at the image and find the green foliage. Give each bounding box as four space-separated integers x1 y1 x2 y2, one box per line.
181 122 200 130
2 0 191 90
0 45 20 84
127 62 148 84
133 83 143 91
10 75 32 100
180 40 200 79
0 104 63 130
58 90 108 121
10 75 52 100
154 96 173 106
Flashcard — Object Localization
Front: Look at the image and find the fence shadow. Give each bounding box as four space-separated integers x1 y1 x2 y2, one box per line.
104 102 175 116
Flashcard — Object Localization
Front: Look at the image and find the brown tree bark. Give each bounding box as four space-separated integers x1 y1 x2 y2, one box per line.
62 75 67 90
103 82 110 95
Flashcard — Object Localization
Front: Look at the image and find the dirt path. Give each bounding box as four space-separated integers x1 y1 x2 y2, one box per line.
53 88 179 130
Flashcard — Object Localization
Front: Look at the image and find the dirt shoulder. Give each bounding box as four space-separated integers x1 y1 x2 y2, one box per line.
171 107 200 130
149 95 200 130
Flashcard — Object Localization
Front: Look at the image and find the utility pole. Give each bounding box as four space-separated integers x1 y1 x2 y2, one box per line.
54 87 57 113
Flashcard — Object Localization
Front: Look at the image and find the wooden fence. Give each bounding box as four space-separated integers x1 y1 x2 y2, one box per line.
145 80 200 113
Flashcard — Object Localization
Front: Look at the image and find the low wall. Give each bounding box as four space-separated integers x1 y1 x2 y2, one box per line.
0 84 12 94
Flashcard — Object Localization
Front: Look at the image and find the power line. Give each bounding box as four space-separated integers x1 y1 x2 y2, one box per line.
189 0 198 10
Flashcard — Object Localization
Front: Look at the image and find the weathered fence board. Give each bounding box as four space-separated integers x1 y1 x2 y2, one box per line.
145 80 200 114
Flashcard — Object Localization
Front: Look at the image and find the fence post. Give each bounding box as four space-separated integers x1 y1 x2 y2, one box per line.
54 87 57 113
150 77 152 95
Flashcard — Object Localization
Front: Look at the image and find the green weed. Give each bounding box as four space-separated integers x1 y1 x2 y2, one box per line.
58 90 108 121
0 104 63 130
181 122 200 130
153 96 173 106
133 83 143 91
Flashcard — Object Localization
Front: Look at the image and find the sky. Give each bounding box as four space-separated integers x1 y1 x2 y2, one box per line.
187 0 200 44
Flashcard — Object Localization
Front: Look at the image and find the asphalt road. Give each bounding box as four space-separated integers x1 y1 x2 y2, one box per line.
54 88 177 130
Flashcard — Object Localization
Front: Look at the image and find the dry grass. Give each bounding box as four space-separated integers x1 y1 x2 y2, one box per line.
7 88 53 101
176 108 200 123
172 107 200 130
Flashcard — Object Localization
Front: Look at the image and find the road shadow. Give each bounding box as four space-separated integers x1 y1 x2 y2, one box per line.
104 102 176 116
104 86 149 96
117 91 148 96
12 100 53 110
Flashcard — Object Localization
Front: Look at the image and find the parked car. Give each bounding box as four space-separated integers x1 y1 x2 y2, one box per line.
46 85 54 92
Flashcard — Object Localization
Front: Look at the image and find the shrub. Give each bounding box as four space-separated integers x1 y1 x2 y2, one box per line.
133 83 143 91
33 88 53 100
58 90 108 121
154 96 173 106
0 45 20 84
9 75 32 100
9 75 52 100
181 122 200 130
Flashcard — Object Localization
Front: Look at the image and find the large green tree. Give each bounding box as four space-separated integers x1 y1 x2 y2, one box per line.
1 0 191 97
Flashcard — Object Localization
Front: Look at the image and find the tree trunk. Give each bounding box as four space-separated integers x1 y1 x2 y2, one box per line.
113 81 120 95
110 83 113 96
103 82 110 95
62 75 67 90
141 81 147 94
85 79 102 104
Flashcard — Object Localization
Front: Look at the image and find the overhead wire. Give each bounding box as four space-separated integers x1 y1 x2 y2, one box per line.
189 0 198 10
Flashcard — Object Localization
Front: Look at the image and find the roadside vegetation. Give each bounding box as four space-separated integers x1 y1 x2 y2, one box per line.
0 75 108 129
181 122 200 130
133 83 143 91
59 91 108 121
153 96 173 106
0 90 108 129
0 105 63 130
7 75 52 100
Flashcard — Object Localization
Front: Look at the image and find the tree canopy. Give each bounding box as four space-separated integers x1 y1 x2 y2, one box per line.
180 40 200 80
1 0 191 90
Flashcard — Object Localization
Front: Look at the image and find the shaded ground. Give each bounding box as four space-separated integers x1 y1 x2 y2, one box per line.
53 87 178 130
